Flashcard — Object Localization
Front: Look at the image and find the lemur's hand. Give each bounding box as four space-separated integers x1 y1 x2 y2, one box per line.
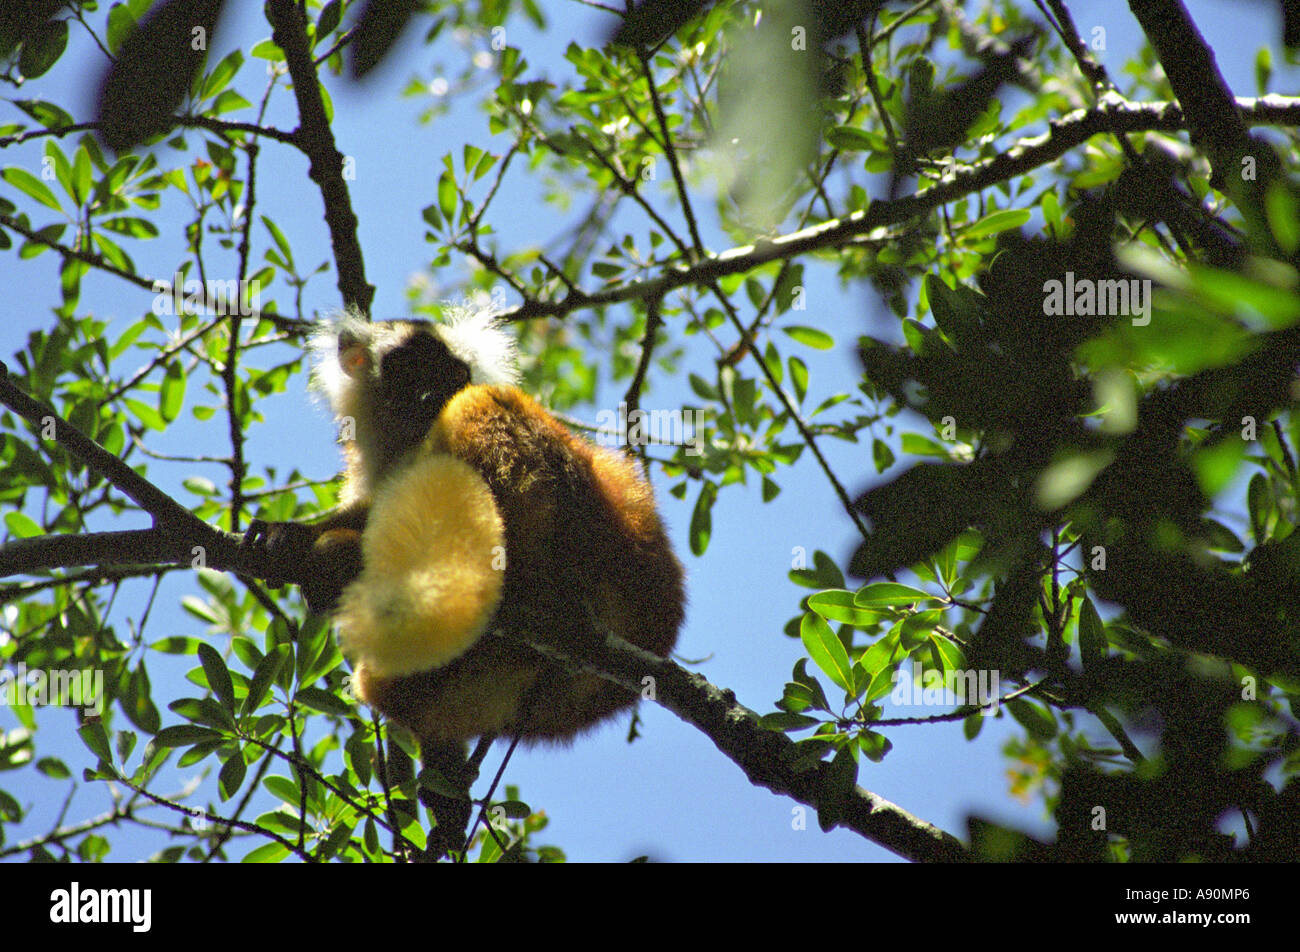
244 520 362 612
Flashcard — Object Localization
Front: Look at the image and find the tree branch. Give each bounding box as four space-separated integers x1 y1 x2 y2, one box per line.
0 363 286 584
498 95 1300 323
266 0 374 314
500 623 969 862
1126 0 1256 188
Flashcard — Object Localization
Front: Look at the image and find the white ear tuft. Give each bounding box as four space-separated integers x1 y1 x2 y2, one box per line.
309 307 372 413
436 305 520 388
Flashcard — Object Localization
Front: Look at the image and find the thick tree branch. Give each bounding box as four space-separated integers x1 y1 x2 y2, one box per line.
502 623 969 862
1126 0 1256 188
0 363 284 583
0 529 192 579
0 363 211 542
266 0 374 314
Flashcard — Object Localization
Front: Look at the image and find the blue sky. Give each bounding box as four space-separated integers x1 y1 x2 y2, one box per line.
1 0 1295 862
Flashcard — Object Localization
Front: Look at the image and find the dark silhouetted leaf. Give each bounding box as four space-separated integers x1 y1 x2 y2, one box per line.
96 0 228 152
350 0 420 78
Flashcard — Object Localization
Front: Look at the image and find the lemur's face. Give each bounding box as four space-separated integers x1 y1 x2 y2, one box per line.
345 321 473 449
310 308 520 479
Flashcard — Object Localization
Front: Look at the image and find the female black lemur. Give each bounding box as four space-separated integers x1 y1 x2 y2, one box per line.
247 308 685 850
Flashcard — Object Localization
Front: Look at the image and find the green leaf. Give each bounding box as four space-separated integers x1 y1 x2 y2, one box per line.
783 325 834 350
263 774 301 807
218 749 246 800
761 712 820 732
242 842 290 863
800 613 853 692
109 316 149 358
826 125 883 153
901 433 949 457
928 632 967 672
181 596 221 625
497 799 532 819
858 729 892 762
242 645 289 717
159 361 184 422
100 215 160 238
788 356 808 403
169 696 235 731
197 643 236 714
1042 188 1061 234
854 582 938 608
438 171 457 220
153 725 223 748
1255 46 1272 95
964 208 1030 238
419 201 443 230
71 146 92 205
688 373 718 401
125 397 166 431
34 754 69 780
249 38 285 62
807 590 880 627
0 729 34 770
262 215 294 268
230 637 264 671
899 610 938 649
1006 699 1058 741
317 0 343 41
789 550 846 589
184 476 218 496
872 438 895 471
3 166 62 212
463 144 484 176
1266 182 1299 254
12 99 74 128
4 512 42 538
864 666 896 703
202 49 244 99
122 662 161 733
1077 596 1106 669
779 680 817 713
78 723 114 765
294 686 351 716
791 658 832 711
107 4 138 55
689 481 717 556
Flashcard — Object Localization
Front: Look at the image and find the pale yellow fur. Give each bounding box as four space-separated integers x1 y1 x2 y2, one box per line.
335 453 505 679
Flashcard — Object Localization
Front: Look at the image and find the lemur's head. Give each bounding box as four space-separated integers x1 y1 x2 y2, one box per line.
311 307 519 486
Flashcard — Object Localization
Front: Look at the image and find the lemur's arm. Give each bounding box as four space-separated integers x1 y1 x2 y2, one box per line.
245 505 368 613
